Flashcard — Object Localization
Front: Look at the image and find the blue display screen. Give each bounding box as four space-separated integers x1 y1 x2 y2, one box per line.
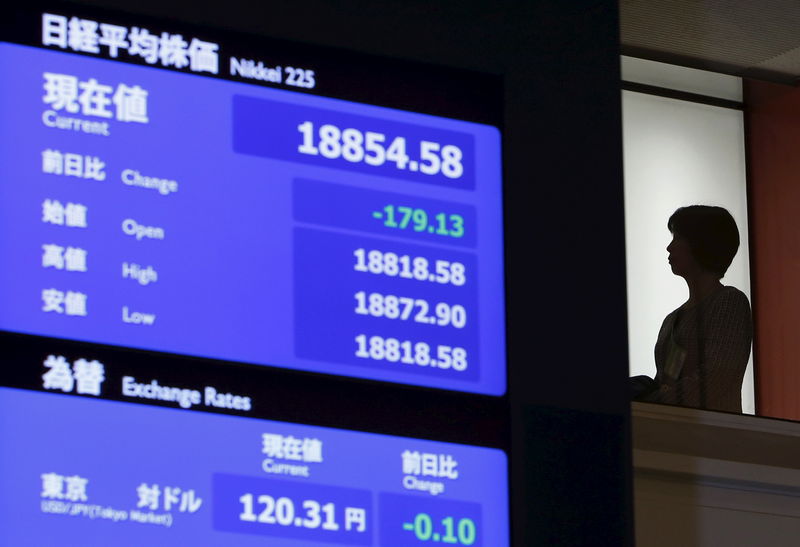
0 38 506 395
0 387 509 546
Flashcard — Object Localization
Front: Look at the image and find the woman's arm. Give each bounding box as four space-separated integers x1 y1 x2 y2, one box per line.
696 289 752 410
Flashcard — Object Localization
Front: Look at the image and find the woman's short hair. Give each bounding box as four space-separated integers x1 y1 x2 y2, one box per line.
668 205 740 278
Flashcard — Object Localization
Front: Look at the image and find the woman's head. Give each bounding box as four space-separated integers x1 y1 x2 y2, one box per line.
667 205 740 279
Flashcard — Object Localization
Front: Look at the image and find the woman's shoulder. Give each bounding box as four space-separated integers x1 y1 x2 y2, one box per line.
707 285 752 315
715 285 750 304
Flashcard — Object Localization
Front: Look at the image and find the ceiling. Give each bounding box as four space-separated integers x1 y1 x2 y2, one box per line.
620 0 800 84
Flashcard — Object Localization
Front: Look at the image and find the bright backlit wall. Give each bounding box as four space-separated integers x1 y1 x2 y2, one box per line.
622 57 754 414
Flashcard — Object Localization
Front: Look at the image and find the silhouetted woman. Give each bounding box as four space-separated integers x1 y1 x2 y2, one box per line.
636 205 752 412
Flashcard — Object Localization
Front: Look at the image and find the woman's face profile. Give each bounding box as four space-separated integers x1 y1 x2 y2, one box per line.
666 233 697 277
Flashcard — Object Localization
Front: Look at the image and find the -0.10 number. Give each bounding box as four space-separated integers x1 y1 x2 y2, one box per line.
355 335 467 371
403 513 476 545
353 249 466 286
297 121 464 179
354 291 467 328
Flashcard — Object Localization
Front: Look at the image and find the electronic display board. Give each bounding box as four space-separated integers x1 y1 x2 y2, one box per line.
0 387 509 546
0 9 506 395
0 2 641 546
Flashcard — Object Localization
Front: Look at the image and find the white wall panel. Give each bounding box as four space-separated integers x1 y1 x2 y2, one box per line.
623 90 754 414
